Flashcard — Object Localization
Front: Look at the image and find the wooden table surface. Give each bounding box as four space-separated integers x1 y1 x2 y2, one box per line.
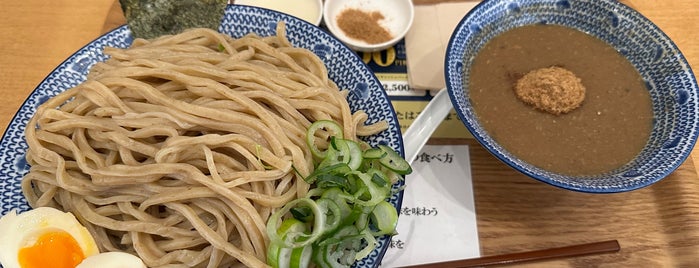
1 0 698 267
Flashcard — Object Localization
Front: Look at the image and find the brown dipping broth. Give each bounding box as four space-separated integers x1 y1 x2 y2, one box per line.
468 24 653 176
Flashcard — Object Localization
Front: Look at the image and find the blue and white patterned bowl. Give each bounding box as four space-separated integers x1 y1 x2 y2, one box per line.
0 5 403 267
445 0 699 193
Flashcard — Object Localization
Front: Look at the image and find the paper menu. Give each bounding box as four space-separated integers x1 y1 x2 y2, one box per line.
381 145 480 267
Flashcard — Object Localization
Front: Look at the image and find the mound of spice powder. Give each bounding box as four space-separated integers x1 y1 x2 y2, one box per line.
336 8 393 44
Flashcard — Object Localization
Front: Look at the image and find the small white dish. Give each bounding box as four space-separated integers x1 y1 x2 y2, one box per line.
323 0 414 52
234 0 323 25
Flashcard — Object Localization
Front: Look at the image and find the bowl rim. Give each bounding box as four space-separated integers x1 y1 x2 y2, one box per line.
234 0 324 25
443 0 699 193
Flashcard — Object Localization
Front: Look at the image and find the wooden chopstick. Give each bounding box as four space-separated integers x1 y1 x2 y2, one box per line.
399 240 620 268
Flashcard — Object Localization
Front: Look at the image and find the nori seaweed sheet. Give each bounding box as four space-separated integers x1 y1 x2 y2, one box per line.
120 0 228 39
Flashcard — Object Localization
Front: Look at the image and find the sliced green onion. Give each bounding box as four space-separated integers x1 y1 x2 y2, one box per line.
304 163 351 184
276 218 307 238
362 148 386 160
345 139 363 170
267 243 292 268
307 120 344 159
350 171 389 207
318 225 362 267
369 200 399 236
367 168 389 188
289 243 313 268
267 218 307 268
320 188 353 219
267 198 326 248
354 230 378 260
268 120 412 268
316 198 342 233
290 207 313 223
378 144 412 175
315 173 350 190
305 187 326 198
318 138 362 171
353 205 374 231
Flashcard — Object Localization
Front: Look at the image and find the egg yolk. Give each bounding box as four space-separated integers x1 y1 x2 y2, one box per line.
18 231 86 268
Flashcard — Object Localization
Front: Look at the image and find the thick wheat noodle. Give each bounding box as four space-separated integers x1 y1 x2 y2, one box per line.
21 22 387 268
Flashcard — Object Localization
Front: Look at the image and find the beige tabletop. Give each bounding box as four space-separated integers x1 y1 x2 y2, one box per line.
1 0 699 267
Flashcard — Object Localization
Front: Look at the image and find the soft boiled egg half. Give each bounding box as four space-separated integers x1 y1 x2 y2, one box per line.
0 207 147 268
0 207 100 268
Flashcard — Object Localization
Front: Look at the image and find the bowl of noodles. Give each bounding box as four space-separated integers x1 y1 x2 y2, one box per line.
0 5 404 268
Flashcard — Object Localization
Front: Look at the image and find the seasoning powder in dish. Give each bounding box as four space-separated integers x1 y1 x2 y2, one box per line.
336 8 393 44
